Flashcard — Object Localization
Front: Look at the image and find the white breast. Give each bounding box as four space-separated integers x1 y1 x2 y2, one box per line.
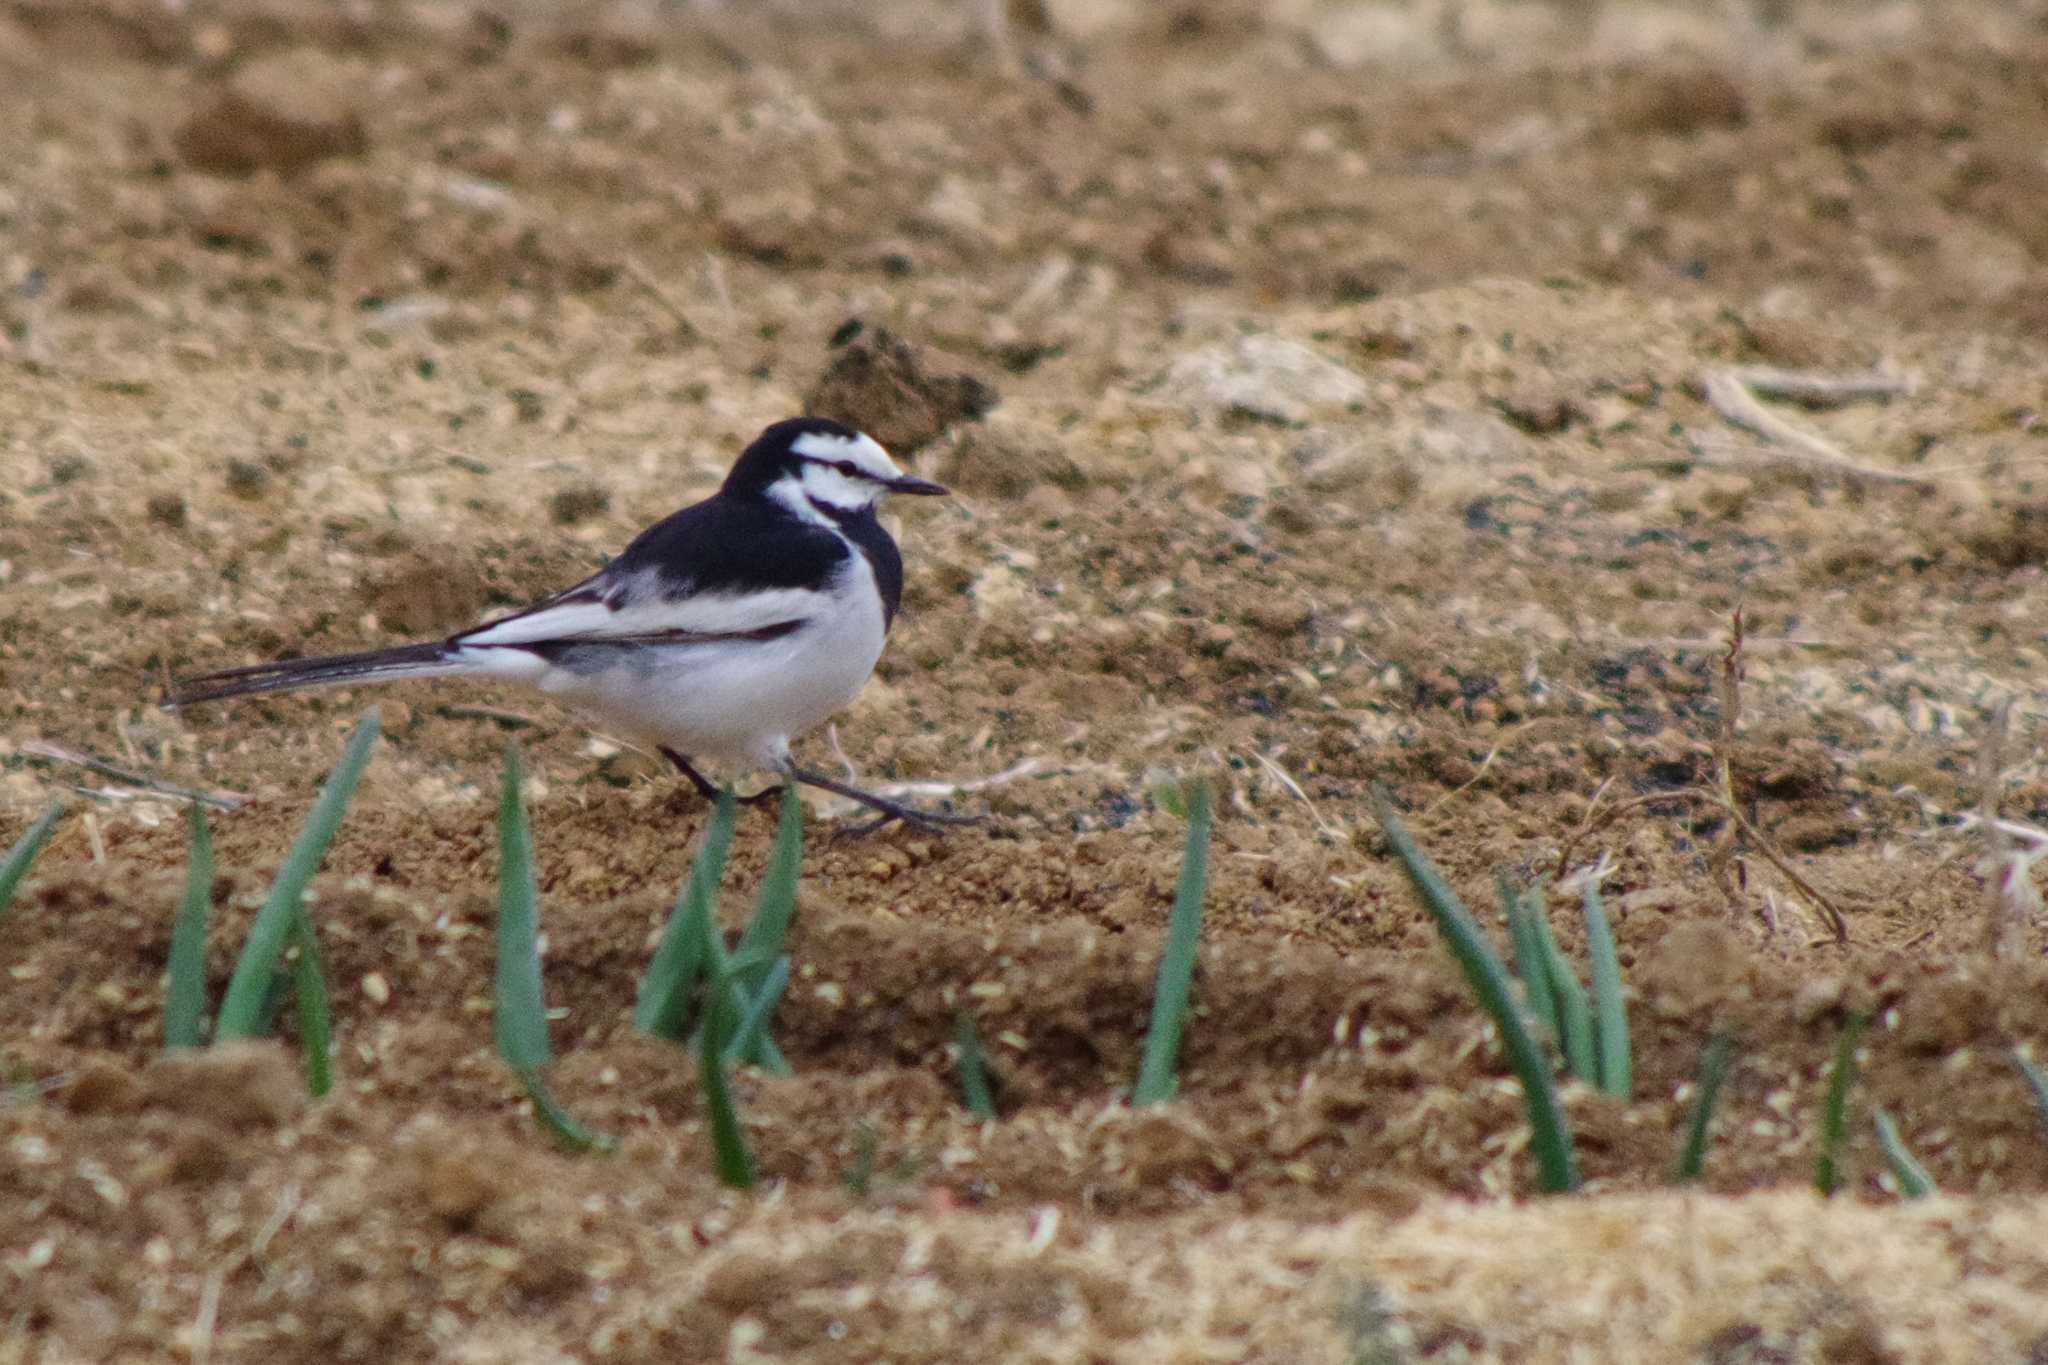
516 551 889 772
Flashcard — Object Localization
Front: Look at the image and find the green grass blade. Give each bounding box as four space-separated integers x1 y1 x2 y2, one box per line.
724 955 791 1068
691 907 737 1041
634 788 737 1040
720 782 803 1072
491 747 613 1150
955 1012 1000 1120
841 1120 879 1197
724 945 781 978
0 801 66 927
1673 1032 1736 1183
710 959 792 1075
1499 874 1560 1052
493 744 551 1072
2014 1050 2048 1139
650 803 796 1074
255 969 295 1036
164 802 215 1050
1372 786 1578 1193
1815 1012 1869 1197
511 1065 615 1153
1132 780 1213 1107
696 878 792 1077
1580 882 1631 1099
699 952 757 1190
215 713 379 1041
1871 1107 1936 1198
288 912 333 1097
732 784 804 994
1534 903 1597 1085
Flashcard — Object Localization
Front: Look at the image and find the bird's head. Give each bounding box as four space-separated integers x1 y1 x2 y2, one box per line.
728 417 948 519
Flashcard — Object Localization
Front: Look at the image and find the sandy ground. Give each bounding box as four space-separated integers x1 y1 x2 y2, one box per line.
7 0 2048 1360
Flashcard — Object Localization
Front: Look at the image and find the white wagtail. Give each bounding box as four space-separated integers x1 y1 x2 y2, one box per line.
167 417 977 832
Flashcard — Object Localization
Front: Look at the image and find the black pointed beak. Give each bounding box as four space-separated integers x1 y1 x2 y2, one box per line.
887 474 950 496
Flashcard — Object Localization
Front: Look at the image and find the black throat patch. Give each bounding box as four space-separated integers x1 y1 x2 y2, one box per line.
815 502 905 628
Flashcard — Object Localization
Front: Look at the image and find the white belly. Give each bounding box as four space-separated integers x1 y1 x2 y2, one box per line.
520 560 888 771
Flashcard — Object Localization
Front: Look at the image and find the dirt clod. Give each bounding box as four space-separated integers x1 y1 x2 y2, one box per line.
806 322 998 454
141 1043 305 1131
174 89 366 178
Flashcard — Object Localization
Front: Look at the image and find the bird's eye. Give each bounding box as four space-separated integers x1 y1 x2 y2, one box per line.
835 461 860 478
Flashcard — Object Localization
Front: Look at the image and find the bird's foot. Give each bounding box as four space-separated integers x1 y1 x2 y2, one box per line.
835 801 987 840
784 765 985 839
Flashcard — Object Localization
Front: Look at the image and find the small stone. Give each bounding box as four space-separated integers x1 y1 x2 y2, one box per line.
57 1060 144 1115
223 459 272 499
549 484 610 526
423 1151 506 1226
1620 69 1748 136
167 1131 237 1185
1794 975 1846 1024
146 493 188 528
1818 108 1913 155
1493 387 1583 435
1142 227 1234 286
1734 314 1857 370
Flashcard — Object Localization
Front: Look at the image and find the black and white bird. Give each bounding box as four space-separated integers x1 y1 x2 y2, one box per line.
167 417 976 832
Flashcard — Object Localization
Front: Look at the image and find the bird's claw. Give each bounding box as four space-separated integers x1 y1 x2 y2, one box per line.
831 805 987 840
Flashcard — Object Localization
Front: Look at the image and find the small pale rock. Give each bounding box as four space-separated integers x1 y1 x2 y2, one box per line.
1160 334 1368 424
1794 975 1846 1024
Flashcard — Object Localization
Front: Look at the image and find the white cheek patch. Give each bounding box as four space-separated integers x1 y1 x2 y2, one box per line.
799 462 877 510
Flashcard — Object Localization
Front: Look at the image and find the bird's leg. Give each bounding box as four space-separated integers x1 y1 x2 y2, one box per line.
659 748 780 806
782 764 983 836
659 747 723 802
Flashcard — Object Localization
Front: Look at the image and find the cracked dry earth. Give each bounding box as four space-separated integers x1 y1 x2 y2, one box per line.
8 1 2048 1360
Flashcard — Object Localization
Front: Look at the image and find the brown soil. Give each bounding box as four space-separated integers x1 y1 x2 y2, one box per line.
7 1 2048 1360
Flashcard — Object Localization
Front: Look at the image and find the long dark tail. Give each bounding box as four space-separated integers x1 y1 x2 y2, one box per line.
165 642 464 707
